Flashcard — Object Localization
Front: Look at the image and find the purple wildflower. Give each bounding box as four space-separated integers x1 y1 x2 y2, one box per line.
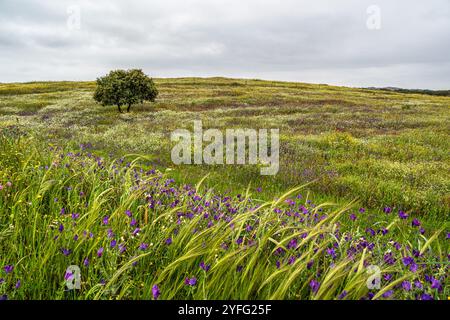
3 265 14 274
71 213 80 220
411 218 421 227
287 238 297 250
139 243 149 250
110 239 117 248
274 247 285 256
102 216 109 225
15 280 21 289
402 256 414 266
58 223 64 233
199 261 211 272
184 277 197 286
61 248 71 256
383 207 392 214
402 280 412 291
165 237 172 245
309 279 320 293
382 290 394 298
366 228 376 236
97 247 104 258
383 252 396 265
64 271 73 281
349 213 357 221
409 262 418 272
107 228 114 238
132 228 140 236
430 278 442 292
398 210 408 219
338 290 348 300
288 256 296 265
420 293 433 300
383 273 393 282
412 249 421 258
152 285 160 300
414 280 423 289
130 218 137 226
327 248 337 259
83 258 89 267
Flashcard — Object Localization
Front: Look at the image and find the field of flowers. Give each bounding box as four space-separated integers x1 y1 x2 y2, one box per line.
0 78 449 300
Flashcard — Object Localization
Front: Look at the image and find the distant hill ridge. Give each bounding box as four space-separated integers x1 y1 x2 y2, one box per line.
364 86 450 97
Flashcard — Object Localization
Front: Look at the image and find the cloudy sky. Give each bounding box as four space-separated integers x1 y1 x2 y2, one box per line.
1 0 449 89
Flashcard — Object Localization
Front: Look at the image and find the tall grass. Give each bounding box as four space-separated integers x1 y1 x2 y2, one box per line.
0 134 448 300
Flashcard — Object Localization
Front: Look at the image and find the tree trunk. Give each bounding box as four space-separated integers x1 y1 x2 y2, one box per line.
117 105 123 113
127 104 131 113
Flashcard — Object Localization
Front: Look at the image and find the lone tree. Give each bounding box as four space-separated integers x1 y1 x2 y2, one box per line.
93 69 158 113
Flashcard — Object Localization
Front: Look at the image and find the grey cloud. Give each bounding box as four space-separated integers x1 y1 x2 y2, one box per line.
0 0 449 89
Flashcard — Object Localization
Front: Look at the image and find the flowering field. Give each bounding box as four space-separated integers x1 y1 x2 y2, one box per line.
0 78 449 300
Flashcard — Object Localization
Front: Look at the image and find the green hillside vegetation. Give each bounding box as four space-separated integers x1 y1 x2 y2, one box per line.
1 78 449 217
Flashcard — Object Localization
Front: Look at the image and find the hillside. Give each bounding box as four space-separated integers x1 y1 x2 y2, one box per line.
0 77 449 300
1 78 449 217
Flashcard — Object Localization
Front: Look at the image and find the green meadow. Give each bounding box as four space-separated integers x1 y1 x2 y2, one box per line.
0 78 448 300
1 78 449 216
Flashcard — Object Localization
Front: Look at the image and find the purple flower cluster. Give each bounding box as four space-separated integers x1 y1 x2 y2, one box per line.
184 277 197 286
4 146 445 301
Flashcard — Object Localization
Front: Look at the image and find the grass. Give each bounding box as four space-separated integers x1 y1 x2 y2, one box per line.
0 78 448 300
0 78 449 216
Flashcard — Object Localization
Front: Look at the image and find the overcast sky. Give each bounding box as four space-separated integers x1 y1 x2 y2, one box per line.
1 0 449 89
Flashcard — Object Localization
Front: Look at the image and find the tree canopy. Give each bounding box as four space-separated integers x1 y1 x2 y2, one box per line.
93 69 158 113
